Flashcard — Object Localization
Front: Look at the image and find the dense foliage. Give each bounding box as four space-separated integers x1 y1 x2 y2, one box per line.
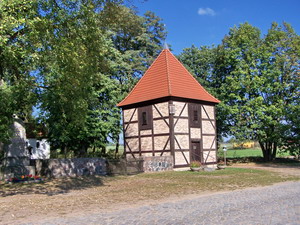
0 0 166 157
179 22 300 161
0 0 39 143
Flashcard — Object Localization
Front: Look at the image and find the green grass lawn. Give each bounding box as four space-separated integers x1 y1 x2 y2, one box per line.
218 148 291 159
220 148 263 158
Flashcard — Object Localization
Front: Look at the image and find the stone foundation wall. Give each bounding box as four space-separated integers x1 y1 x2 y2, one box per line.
34 158 107 178
107 159 144 175
143 156 173 172
29 156 173 178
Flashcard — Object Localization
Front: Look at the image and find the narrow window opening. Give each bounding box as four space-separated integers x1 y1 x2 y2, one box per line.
189 103 201 128
142 112 147 125
138 105 152 130
193 110 198 121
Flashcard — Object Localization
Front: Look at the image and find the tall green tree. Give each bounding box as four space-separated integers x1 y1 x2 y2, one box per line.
37 1 166 156
105 8 166 154
0 0 167 158
178 45 216 89
281 104 300 159
179 22 299 161
0 82 14 144
37 0 121 156
0 0 40 145
263 23 300 159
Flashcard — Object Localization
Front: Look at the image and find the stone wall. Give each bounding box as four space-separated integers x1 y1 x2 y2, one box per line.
107 158 144 175
31 156 173 178
143 156 173 172
34 158 107 178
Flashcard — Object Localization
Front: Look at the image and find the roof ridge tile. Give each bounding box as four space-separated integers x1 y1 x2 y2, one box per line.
165 49 172 96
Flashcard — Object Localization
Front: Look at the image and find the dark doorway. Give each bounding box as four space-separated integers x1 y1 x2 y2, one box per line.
191 141 202 162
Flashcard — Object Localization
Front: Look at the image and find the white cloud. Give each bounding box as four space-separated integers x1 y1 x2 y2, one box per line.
198 7 216 16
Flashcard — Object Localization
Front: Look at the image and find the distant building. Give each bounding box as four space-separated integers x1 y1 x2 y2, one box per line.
233 141 255 149
26 139 50 159
25 123 50 159
118 49 220 168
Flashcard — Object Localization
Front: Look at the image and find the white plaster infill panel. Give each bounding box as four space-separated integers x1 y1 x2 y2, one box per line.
202 136 216 150
174 118 188 133
126 138 139 152
153 102 169 118
153 119 169 134
175 151 189 165
202 121 215 134
201 105 215 120
175 135 189 150
184 151 190 164
124 108 138 122
143 152 153 157
203 150 216 163
154 135 169 150
175 140 180 150
141 137 152 151
173 101 188 117
140 129 152 136
159 151 171 156
190 128 201 139
125 123 139 137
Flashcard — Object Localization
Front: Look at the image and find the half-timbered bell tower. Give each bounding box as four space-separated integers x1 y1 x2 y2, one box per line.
117 48 220 168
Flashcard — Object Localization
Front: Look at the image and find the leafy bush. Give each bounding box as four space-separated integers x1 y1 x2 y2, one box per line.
190 161 202 168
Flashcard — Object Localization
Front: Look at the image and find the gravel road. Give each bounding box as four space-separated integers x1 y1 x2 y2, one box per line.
28 181 300 225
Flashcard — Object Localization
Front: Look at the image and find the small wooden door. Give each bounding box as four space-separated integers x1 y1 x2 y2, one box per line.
191 141 202 162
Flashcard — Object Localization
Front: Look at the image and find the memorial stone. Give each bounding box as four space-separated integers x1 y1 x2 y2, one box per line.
4 115 29 167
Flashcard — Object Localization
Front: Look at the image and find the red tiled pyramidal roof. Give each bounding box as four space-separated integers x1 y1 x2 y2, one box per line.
117 49 220 107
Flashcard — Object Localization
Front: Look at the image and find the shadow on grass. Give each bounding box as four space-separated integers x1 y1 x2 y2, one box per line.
0 175 105 197
220 156 300 166
255 158 300 168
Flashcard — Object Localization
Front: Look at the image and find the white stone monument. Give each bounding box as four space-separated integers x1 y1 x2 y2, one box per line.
2 115 34 177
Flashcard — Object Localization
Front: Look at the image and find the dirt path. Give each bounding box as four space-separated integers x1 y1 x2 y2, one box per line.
230 162 300 177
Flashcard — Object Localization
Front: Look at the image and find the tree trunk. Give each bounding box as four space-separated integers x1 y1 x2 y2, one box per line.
115 136 119 158
259 141 277 161
115 142 119 158
78 144 88 158
122 142 126 159
272 142 277 159
92 146 96 156
101 146 106 156
64 146 67 159
74 142 88 158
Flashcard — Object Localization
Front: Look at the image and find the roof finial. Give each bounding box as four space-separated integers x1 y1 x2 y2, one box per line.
163 41 169 50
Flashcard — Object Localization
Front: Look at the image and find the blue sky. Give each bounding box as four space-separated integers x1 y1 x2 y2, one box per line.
134 0 300 55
